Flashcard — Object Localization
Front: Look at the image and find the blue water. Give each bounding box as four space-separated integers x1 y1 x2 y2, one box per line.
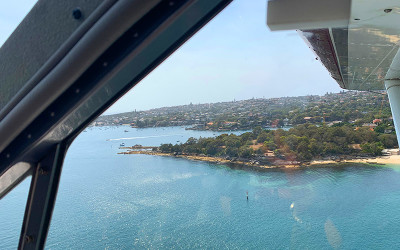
2 126 400 249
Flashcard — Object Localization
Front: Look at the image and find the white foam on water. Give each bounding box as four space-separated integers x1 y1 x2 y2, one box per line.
107 134 183 141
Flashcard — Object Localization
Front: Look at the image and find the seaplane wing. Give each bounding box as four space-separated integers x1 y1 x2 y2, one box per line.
267 0 400 145
268 0 400 91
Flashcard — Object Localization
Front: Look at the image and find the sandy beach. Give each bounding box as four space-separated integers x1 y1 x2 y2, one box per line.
310 155 400 166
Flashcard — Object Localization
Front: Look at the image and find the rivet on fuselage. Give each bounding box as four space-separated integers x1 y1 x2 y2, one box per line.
39 168 48 175
25 235 34 243
72 8 82 20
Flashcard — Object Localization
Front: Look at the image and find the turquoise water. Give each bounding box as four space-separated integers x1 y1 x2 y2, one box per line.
2 126 400 249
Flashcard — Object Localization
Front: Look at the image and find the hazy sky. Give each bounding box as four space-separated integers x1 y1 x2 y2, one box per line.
1 0 342 114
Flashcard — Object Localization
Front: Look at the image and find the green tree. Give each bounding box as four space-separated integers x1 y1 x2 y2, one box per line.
159 143 173 153
238 146 253 158
240 132 254 145
257 130 269 143
378 134 398 148
361 142 384 156
252 126 263 137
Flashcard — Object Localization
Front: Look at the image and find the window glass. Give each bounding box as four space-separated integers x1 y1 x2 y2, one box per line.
6 0 400 249
0 177 31 249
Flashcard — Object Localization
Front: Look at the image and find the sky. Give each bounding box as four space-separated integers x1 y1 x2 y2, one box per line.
1 0 342 114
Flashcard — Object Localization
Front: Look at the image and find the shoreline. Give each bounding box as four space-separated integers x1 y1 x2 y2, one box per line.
310 155 400 166
118 151 298 169
118 150 400 170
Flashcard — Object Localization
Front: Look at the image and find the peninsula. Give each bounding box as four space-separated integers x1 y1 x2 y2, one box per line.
119 124 399 169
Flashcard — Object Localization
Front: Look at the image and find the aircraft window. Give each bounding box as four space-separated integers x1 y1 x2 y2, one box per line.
2 0 400 249
44 1 371 249
0 176 31 249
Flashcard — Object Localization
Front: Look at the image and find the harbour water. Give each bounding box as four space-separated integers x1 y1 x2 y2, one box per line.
2 126 400 249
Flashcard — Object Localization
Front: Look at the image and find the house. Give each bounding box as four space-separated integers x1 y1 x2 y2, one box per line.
373 119 382 124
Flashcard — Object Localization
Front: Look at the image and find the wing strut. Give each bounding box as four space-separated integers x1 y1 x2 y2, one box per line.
386 80 400 144
18 143 67 250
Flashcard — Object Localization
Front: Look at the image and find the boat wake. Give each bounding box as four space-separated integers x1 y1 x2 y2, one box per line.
107 134 182 141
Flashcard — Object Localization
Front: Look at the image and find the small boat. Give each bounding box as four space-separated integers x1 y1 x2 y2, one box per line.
120 143 125 147
124 130 129 132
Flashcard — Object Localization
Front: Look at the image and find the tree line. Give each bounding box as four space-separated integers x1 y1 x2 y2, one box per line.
158 124 398 162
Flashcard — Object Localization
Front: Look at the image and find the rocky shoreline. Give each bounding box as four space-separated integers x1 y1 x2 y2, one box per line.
118 149 400 170
118 150 299 170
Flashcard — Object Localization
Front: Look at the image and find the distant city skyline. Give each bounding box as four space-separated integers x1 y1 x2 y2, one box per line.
1 0 342 115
